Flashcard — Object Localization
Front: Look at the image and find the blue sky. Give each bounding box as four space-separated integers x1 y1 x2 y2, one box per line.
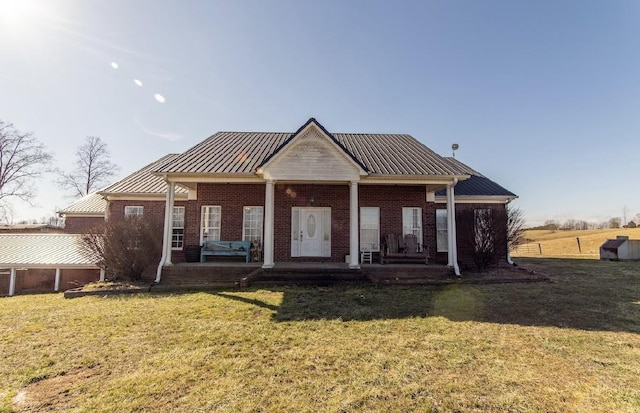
1 0 639 226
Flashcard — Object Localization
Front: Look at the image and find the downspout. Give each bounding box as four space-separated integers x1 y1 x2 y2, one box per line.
450 178 461 277
506 199 515 265
155 178 173 283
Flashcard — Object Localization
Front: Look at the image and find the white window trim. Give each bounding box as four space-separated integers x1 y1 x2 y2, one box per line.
436 209 448 253
360 207 380 252
171 206 185 250
242 206 264 243
402 207 423 252
200 205 222 244
124 205 144 218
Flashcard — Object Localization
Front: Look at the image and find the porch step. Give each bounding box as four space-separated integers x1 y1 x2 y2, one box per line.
254 267 368 286
160 264 259 287
366 265 454 285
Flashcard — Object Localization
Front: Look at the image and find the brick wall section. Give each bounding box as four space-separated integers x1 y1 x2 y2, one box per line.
0 268 101 295
106 185 507 267
360 184 437 258
443 203 508 270
274 183 350 262
63 216 105 233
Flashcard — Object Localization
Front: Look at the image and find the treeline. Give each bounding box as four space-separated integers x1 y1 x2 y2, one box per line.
529 217 638 231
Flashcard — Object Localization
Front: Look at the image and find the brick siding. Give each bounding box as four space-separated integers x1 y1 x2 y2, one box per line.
0 268 101 295
106 184 507 266
63 216 105 234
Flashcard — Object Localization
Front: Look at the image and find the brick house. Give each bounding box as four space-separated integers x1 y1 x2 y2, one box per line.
90 118 516 281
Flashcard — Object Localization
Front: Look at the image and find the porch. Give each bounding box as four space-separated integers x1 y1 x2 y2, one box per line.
157 261 455 289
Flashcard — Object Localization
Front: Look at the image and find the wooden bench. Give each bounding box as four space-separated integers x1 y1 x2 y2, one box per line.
380 233 428 264
201 240 252 263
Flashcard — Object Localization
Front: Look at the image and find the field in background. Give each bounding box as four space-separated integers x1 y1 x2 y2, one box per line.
512 227 640 258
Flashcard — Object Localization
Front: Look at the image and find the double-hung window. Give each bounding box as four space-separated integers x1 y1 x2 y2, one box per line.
172 206 185 249
402 207 423 251
243 206 263 243
124 206 143 218
360 207 380 252
201 206 221 243
436 209 448 252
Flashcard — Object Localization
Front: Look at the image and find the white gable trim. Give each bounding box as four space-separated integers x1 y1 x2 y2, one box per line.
257 122 367 181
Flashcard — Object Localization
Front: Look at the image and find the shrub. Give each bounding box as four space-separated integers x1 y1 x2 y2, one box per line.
81 216 163 281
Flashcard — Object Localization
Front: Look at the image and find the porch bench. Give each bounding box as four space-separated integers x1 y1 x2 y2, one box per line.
201 240 252 263
380 234 428 265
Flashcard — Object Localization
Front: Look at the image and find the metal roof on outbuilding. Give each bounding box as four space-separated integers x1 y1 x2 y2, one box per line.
0 234 98 267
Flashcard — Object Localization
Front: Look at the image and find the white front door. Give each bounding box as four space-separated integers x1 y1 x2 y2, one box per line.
300 208 323 256
291 207 331 257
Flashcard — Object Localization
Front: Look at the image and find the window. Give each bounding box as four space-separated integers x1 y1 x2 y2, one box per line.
402 207 423 251
243 206 263 243
172 206 185 249
436 209 448 252
201 206 221 243
360 207 380 252
124 206 143 218
474 208 494 252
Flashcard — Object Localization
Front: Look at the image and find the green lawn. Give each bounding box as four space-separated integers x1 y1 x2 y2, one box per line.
1 258 639 412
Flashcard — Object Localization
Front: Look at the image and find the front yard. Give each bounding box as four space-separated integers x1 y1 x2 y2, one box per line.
1 258 639 412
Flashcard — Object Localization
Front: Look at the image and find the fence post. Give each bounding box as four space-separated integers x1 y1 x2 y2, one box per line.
576 237 582 253
538 243 542 255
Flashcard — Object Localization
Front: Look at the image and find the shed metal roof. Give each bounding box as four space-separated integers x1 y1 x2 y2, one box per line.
0 234 98 267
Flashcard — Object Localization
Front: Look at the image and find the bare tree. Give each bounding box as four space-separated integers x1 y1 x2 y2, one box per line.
81 216 162 280
609 217 621 229
507 205 525 251
0 120 53 208
58 136 119 198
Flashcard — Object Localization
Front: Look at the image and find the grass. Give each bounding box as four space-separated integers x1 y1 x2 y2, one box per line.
1 258 640 412
512 227 640 258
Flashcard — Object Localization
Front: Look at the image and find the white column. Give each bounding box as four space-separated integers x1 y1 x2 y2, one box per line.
446 184 460 269
156 180 175 283
349 181 360 269
164 181 176 265
54 268 61 292
262 180 275 268
9 268 16 296
100 268 105 282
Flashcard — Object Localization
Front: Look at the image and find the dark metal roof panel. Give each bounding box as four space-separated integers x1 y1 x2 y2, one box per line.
435 158 516 197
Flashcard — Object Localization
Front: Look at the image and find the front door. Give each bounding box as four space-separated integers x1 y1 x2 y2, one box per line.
291 207 331 257
300 208 323 256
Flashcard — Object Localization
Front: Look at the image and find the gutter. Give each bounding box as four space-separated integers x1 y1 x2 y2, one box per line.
450 178 461 277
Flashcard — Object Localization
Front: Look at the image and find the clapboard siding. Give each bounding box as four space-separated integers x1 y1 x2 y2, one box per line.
265 129 361 181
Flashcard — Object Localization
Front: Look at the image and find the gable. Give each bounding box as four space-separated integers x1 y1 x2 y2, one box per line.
259 123 367 182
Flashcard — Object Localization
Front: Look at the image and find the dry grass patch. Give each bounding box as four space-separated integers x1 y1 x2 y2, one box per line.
512 228 640 258
1 258 639 412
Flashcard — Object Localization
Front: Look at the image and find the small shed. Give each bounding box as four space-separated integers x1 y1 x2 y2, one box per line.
0 234 103 296
600 236 640 260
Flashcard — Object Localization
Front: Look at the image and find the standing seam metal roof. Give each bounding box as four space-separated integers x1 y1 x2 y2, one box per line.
155 127 462 176
0 234 98 266
101 154 189 194
58 193 107 215
435 158 517 197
